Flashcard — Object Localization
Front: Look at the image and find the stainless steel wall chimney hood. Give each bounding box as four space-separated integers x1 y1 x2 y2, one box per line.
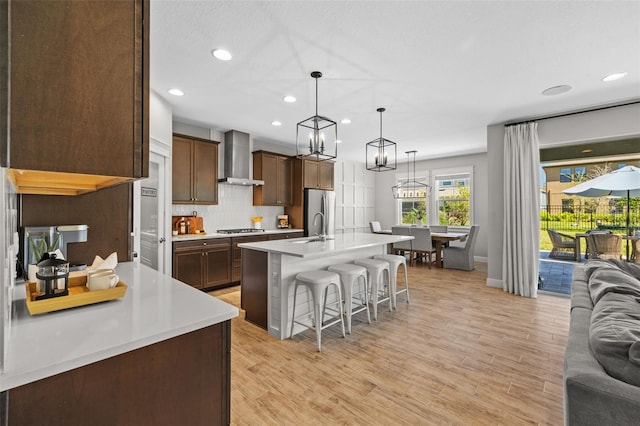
218 130 264 186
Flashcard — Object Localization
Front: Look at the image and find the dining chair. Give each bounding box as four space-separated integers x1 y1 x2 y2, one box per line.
443 225 479 271
429 225 448 233
391 226 413 265
410 227 437 269
370 221 382 233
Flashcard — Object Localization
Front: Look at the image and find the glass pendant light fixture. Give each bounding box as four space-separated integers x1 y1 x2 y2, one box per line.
392 150 429 199
296 71 338 161
366 108 397 172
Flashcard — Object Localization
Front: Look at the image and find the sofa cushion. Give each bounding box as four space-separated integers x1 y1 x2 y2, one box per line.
584 259 640 281
588 267 640 306
589 291 640 387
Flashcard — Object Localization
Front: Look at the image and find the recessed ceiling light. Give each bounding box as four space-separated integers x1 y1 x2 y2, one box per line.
283 95 296 103
271 121 282 126
211 49 232 61
341 119 351 124
541 85 572 96
602 72 627 82
581 149 593 154
168 88 184 96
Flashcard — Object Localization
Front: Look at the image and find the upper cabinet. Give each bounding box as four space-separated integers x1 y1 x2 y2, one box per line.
172 134 219 205
253 151 292 206
1 0 150 195
302 159 334 190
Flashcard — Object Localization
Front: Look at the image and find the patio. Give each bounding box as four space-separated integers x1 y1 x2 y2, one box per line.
538 250 579 295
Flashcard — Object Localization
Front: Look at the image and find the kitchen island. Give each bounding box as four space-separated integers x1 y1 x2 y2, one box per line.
239 232 412 339
1 262 238 426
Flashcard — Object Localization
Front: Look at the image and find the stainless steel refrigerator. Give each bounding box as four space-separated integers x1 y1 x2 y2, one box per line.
304 189 336 237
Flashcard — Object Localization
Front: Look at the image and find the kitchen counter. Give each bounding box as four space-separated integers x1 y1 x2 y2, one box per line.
172 228 304 242
239 232 412 338
1 262 238 391
237 232 412 258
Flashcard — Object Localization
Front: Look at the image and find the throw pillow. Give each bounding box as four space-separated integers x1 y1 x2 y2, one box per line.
588 267 640 306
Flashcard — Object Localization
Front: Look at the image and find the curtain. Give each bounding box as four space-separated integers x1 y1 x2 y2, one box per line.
503 122 540 297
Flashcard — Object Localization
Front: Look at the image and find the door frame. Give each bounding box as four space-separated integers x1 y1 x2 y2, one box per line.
133 138 172 275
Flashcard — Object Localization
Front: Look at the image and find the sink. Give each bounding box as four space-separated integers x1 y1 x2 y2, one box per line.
290 237 334 244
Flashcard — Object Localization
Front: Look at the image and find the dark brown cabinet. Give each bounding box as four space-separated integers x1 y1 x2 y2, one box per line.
302 159 334 190
1 0 149 195
253 151 292 206
6 322 231 426
173 239 231 290
268 232 304 240
231 235 270 282
172 134 219 205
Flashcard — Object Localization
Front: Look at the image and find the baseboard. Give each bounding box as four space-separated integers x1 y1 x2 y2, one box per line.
474 256 488 263
486 278 502 288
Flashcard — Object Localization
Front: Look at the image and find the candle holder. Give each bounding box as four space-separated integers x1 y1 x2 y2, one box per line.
366 108 397 172
296 71 338 161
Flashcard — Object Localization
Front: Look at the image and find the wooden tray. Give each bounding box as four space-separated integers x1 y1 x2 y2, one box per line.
25 274 127 315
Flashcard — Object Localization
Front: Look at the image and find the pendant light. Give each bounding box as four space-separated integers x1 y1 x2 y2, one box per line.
392 151 429 199
366 108 397 172
296 71 338 161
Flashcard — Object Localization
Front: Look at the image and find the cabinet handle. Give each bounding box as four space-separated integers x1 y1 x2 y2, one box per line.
203 242 207 246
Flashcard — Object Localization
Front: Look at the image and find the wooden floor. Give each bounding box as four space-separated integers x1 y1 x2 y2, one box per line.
210 262 570 425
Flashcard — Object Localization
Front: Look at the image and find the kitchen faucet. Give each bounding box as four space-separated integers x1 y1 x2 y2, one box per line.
313 212 326 241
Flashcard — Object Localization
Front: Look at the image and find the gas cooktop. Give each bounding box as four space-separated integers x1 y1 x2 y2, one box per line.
217 228 265 234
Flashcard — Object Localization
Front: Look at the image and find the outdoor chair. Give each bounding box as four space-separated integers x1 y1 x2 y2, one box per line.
632 238 640 264
585 230 611 259
587 233 622 260
547 229 578 260
443 225 479 271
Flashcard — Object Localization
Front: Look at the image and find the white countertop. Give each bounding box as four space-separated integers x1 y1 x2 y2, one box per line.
1 262 238 391
238 232 413 258
172 228 304 242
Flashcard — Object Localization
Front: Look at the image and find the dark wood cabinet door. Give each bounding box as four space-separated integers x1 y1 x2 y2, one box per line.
303 159 320 188
241 249 269 329
278 156 292 205
204 245 232 288
7 0 148 178
193 141 218 204
319 161 334 190
232 235 269 282
174 251 204 289
172 136 193 203
261 153 279 205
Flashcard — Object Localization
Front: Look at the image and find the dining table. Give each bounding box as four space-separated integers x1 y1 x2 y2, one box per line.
430 232 469 268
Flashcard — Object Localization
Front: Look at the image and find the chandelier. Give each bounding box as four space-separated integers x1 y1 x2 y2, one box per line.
392 150 429 199
366 108 397 172
296 71 337 161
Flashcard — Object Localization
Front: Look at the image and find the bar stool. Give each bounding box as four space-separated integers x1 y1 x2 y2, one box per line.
353 258 391 320
328 264 371 334
290 270 346 352
374 254 410 309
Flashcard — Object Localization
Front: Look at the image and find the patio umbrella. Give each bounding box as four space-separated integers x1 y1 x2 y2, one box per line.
563 165 640 258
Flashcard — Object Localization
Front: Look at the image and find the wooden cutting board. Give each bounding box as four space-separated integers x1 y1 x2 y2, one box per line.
172 216 204 234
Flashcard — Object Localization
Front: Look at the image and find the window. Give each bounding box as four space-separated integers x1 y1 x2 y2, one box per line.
394 174 429 225
433 170 472 226
574 166 586 181
562 199 574 213
560 168 572 183
618 163 627 169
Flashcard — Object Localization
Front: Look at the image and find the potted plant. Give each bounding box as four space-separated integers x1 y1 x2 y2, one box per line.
412 208 426 226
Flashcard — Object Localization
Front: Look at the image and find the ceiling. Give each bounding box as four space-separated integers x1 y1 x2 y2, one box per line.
150 1 640 163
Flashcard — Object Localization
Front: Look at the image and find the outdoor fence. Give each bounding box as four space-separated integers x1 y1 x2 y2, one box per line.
541 204 640 233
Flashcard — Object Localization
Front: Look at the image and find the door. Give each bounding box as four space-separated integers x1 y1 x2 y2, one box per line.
134 150 168 272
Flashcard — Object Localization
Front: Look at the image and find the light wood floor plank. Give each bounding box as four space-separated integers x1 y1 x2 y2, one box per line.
211 261 570 425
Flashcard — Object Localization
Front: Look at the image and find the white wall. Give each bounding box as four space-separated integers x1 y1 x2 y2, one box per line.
486 102 640 287
374 152 489 259
334 161 376 234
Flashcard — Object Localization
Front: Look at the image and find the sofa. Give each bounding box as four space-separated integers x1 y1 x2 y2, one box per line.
564 259 640 425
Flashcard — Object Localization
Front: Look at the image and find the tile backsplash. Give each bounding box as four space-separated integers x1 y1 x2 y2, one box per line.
172 184 286 232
